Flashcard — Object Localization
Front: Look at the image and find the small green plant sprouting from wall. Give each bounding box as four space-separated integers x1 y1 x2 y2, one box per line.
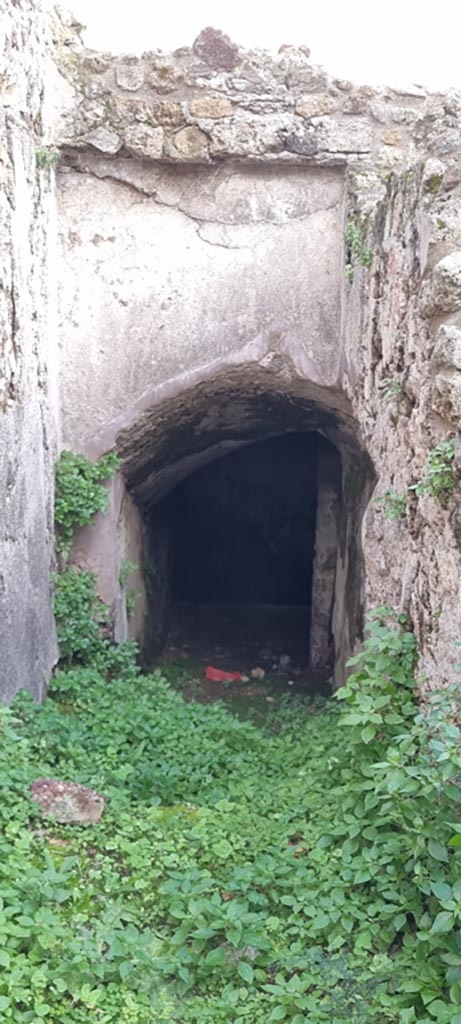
410 438 456 508
423 173 443 197
35 146 61 169
119 560 138 588
345 217 373 282
119 560 141 620
53 451 138 678
54 450 120 557
374 488 407 520
379 377 404 403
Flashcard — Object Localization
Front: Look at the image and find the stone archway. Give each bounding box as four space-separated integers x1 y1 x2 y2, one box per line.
112 364 375 687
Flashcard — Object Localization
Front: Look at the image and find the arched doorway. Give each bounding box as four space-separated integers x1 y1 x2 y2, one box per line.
116 365 375 688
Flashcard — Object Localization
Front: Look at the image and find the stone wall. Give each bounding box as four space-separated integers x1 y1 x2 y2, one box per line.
3 18 461 695
51 27 461 688
0 0 61 701
346 166 461 689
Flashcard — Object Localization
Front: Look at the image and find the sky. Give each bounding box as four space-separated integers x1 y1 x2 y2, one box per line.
66 0 461 91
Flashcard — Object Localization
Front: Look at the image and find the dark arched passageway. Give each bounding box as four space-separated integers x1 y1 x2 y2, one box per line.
116 366 375 688
167 433 332 677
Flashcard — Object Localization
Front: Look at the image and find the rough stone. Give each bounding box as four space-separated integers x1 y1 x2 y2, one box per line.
189 96 233 119
172 125 209 160
30 778 105 825
422 252 461 316
6 16 461 702
431 324 461 369
115 62 145 91
284 126 319 156
0 0 59 703
381 128 403 146
431 373 461 424
150 99 183 126
317 119 374 153
210 116 285 156
124 124 164 160
147 58 183 93
84 126 122 154
295 94 336 118
81 52 112 74
192 27 239 71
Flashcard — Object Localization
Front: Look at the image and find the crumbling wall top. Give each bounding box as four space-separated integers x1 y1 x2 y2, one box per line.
53 25 461 172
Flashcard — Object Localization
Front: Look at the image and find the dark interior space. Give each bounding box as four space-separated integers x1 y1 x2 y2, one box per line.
172 433 319 608
163 432 330 680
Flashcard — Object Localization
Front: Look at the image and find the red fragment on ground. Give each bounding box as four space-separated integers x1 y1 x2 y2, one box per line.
205 666 242 682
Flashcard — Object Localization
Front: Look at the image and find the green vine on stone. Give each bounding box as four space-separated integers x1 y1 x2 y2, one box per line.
35 146 61 169
379 377 404 403
374 488 407 520
410 439 456 508
345 217 373 282
54 450 120 557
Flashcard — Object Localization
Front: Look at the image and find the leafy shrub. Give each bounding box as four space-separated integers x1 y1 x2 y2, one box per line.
374 488 407 520
346 217 372 281
379 377 405 403
54 450 120 557
53 567 139 680
3 612 461 1022
411 439 456 507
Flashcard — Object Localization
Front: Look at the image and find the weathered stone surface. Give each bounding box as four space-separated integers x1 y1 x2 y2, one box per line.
295 94 336 119
210 116 285 156
147 58 183 93
431 324 461 369
0 0 59 703
30 778 105 825
189 97 233 119
5 16 461 700
84 126 122 154
317 119 374 153
431 373 461 423
381 127 403 146
124 124 164 160
172 125 209 159
115 62 144 91
150 99 183 126
422 252 461 316
284 126 318 156
192 27 239 71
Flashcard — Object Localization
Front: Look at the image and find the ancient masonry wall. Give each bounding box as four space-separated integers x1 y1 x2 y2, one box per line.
2 17 461 697
0 0 64 701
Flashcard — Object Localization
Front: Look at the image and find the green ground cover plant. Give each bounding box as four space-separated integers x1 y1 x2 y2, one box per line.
2 610 461 1022
54 450 120 557
411 439 456 508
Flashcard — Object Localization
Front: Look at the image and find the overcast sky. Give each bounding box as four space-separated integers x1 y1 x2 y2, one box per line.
67 0 461 91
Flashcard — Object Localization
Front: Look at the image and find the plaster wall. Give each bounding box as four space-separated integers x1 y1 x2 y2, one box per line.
0 0 60 701
57 161 344 454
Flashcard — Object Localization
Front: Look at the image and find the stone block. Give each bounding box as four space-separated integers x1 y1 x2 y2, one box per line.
150 99 183 126
30 778 105 825
422 252 461 316
115 63 145 91
284 126 318 156
381 127 403 146
317 119 374 153
431 324 461 369
83 126 122 154
431 372 461 424
189 96 233 119
148 58 183 93
295 94 336 119
192 27 239 71
210 117 284 156
124 124 164 159
173 125 209 160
